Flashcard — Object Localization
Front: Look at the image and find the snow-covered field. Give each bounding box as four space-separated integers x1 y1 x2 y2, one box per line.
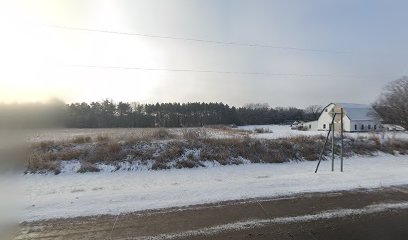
20 154 408 222
26 124 408 142
239 125 324 139
26 127 244 142
238 124 408 140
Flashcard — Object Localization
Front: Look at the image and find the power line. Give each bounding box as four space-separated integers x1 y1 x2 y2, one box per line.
42 24 349 54
61 64 369 78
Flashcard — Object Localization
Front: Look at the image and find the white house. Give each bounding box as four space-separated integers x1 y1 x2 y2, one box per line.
305 103 381 132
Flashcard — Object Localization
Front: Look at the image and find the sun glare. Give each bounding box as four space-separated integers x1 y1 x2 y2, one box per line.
0 0 165 103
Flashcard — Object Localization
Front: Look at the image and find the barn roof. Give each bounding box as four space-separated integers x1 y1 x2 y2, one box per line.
336 103 377 121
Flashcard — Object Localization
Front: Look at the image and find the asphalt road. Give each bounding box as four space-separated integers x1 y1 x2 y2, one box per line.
15 185 408 240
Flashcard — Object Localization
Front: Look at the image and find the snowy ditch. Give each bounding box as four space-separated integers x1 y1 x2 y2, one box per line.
26 133 408 174
19 154 408 222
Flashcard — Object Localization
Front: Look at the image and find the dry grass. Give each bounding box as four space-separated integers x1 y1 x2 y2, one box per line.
72 136 92 144
25 131 408 173
152 128 175 139
96 135 110 142
151 161 170 170
31 141 57 151
206 124 231 130
254 128 273 134
26 152 59 174
160 141 185 159
87 142 126 163
175 158 204 169
57 149 82 161
213 125 252 136
381 139 408 155
182 129 208 140
131 147 155 160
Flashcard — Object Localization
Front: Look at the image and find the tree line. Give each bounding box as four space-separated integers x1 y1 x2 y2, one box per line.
65 101 321 128
65 74 408 130
3 76 406 129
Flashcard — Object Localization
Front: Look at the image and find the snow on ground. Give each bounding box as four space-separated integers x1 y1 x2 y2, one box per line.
238 125 325 139
26 125 408 143
238 124 408 140
21 154 408 222
26 127 244 143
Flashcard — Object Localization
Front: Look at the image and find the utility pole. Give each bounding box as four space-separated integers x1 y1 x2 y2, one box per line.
340 108 344 172
332 122 335 172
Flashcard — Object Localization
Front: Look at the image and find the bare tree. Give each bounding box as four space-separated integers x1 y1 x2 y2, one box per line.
304 105 323 120
373 76 408 130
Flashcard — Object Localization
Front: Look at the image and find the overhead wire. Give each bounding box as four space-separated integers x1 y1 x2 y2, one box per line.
42 24 350 54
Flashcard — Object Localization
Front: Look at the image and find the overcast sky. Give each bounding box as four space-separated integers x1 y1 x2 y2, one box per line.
1 0 407 107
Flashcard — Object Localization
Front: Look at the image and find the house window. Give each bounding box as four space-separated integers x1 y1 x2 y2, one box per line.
355 124 357 131
374 125 377 130
309 124 312 129
325 108 328 112
368 125 371 129
361 125 364 130
323 124 326 129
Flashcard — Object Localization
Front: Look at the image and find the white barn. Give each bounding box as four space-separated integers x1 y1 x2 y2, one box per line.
305 103 381 132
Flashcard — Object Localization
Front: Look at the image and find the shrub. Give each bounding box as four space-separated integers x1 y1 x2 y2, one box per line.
132 147 155 160
351 138 379 156
108 142 121 154
88 142 125 163
157 141 185 161
286 136 323 161
151 161 170 170
175 159 203 169
26 153 58 173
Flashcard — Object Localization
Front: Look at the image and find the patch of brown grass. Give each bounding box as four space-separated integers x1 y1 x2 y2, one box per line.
182 129 208 140
152 128 175 139
31 141 56 151
151 161 170 170
254 128 273 134
175 158 203 169
57 149 82 161
87 142 126 163
132 147 155 160
96 135 110 142
26 152 58 174
72 136 92 144
381 140 408 155
158 141 185 160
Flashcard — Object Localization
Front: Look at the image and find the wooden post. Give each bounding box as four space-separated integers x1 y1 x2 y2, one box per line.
315 113 336 173
340 108 344 172
315 124 331 173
